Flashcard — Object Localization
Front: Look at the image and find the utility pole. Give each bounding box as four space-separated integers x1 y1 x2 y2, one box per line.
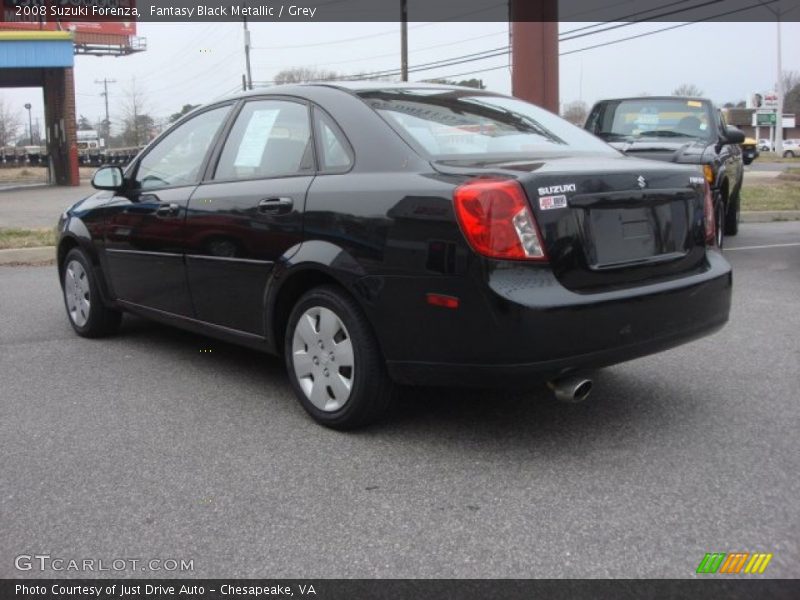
243 16 253 90
24 103 32 145
400 0 408 82
94 78 116 141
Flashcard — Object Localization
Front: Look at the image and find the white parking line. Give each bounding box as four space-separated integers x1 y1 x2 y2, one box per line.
725 242 800 251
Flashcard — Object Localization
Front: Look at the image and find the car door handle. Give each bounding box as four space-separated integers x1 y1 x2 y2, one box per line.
258 197 293 214
155 202 180 217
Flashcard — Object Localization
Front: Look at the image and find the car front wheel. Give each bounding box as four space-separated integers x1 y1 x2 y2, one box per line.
62 247 122 337
784 150 796 158
284 285 395 429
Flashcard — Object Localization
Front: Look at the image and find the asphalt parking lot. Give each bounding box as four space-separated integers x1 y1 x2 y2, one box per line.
1 222 798 579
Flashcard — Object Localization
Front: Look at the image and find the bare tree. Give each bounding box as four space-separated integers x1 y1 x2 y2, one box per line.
562 100 588 126
781 70 800 115
0 97 23 147
274 67 342 85
119 78 152 146
672 83 703 97
781 70 800 97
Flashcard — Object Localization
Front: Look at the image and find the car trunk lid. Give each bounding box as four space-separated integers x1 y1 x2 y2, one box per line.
434 154 708 292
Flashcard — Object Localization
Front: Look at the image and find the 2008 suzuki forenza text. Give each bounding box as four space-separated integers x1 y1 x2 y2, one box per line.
57 83 732 429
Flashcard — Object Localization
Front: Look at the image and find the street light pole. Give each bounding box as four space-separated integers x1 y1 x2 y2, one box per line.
400 0 408 82
243 16 253 90
24 103 32 145
775 16 783 157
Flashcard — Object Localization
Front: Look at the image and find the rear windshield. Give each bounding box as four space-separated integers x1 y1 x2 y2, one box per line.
587 98 715 142
357 88 616 159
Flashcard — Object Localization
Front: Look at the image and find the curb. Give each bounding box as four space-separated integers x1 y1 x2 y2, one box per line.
741 211 800 223
0 246 55 266
0 183 51 193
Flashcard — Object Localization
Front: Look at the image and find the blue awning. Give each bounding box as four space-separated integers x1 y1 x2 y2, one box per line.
0 32 74 68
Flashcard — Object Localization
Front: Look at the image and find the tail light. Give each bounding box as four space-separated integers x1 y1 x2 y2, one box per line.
703 181 716 246
453 178 547 261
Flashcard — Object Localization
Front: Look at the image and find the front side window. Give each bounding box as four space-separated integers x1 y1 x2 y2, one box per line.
358 88 616 159
214 100 312 181
135 105 231 190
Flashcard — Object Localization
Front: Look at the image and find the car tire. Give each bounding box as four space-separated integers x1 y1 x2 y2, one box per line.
714 194 726 249
62 247 122 338
724 189 740 236
784 150 795 158
284 285 396 430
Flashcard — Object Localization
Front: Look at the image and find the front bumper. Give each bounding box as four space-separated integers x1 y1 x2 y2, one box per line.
375 251 732 387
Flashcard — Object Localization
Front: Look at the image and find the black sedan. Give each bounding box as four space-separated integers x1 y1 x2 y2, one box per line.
57 83 732 429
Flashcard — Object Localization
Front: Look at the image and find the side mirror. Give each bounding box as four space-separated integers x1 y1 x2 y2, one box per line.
91 166 124 191
723 126 745 145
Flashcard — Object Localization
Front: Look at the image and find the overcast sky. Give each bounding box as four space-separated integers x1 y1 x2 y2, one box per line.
3 20 800 135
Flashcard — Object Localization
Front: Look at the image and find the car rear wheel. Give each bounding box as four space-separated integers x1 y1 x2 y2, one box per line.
62 247 122 337
284 285 395 429
784 150 796 158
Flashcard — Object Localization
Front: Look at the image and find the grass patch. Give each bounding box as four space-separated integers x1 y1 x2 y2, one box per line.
0 167 47 183
741 181 800 211
0 167 97 183
756 152 800 163
0 228 58 250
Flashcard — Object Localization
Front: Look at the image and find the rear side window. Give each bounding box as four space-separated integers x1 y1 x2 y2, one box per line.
358 88 616 159
313 108 353 172
214 99 313 181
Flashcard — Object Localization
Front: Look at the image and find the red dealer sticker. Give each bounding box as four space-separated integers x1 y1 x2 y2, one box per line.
539 195 568 210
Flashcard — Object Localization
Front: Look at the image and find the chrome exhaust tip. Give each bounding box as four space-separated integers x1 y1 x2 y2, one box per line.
548 375 593 403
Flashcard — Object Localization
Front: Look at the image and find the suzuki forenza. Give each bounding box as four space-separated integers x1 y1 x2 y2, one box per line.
57 83 732 429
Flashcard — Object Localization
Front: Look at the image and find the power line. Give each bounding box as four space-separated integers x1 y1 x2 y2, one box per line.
250 29 509 71
406 1 774 82
247 0 743 85
559 0 774 57
420 63 511 82
559 0 726 42
250 1 506 50
560 0 702 36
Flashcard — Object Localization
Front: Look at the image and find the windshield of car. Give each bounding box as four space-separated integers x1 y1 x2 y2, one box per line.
357 88 617 159
587 98 714 142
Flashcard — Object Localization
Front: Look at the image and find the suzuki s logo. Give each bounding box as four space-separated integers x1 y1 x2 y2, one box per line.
637 175 647 189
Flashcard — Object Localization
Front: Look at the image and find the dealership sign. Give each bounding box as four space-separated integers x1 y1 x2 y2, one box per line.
762 92 779 109
750 91 779 110
752 112 796 128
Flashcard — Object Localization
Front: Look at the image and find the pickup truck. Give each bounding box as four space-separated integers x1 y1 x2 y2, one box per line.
585 96 745 245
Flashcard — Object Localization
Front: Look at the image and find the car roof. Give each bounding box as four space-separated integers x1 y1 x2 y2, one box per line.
214 80 495 103
593 96 712 103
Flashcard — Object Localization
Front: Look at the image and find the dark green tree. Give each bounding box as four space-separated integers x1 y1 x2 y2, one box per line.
169 104 200 123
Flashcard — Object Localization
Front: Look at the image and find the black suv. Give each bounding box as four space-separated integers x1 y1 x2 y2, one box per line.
585 96 745 246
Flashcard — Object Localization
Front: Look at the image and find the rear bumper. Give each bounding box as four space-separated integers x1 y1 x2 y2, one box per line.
387 314 726 387
378 250 732 387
